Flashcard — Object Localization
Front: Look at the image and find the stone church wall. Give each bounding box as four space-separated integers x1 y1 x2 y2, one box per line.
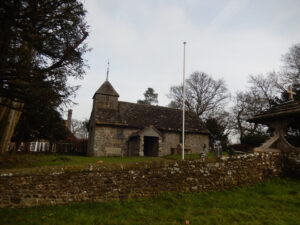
0 152 284 208
90 126 138 156
162 132 180 155
185 133 209 154
162 132 209 155
89 126 209 157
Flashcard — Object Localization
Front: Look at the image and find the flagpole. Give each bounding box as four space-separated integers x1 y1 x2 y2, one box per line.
182 41 186 161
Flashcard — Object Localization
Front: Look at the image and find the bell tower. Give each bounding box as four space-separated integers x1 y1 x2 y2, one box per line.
93 80 119 111
92 60 119 111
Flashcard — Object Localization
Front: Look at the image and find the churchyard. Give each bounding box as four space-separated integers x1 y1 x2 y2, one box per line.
1 0 300 224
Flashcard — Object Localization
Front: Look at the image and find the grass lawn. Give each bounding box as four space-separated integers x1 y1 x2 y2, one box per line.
1 177 299 225
0 153 163 170
163 152 228 160
163 153 205 160
0 152 228 170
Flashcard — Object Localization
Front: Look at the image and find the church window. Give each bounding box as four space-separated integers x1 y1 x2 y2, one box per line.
116 129 123 139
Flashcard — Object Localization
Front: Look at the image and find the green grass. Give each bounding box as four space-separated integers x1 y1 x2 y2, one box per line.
163 152 228 160
0 152 229 170
1 177 299 225
0 153 162 170
163 153 205 160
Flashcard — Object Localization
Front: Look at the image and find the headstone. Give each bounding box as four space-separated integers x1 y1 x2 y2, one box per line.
213 146 222 158
105 147 122 156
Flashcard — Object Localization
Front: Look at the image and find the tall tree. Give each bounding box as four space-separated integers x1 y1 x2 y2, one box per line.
229 91 268 142
0 0 88 106
281 43 300 85
277 43 300 101
228 44 300 145
229 73 283 143
137 88 158 105
0 0 89 153
248 73 281 107
168 71 229 119
279 43 300 146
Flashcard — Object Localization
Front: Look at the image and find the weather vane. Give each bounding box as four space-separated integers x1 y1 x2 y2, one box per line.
106 60 110 81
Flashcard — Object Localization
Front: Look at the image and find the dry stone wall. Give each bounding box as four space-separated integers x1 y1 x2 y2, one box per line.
0 152 284 208
283 150 300 176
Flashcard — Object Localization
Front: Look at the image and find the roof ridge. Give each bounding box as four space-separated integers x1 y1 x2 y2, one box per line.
118 101 195 113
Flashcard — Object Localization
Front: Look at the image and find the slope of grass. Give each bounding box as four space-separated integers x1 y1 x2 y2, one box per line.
1 177 299 225
163 152 228 161
163 153 204 160
0 153 162 170
0 152 228 170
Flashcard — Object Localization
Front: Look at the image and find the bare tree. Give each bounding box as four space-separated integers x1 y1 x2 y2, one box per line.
229 44 300 144
281 43 300 84
274 43 300 102
71 119 88 139
168 71 229 118
229 91 267 141
229 73 280 142
248 73 281 107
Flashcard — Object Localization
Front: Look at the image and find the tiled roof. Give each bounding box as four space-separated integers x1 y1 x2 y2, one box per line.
93 81 119 98
95 101 209 134
248 100 300 124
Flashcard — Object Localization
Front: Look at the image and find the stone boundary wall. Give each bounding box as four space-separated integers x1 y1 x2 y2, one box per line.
0 152 283 208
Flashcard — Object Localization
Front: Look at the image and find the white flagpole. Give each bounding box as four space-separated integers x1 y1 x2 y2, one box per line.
182 41 186 161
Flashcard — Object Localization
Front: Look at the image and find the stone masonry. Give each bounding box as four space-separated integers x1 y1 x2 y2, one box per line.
0 152 287 208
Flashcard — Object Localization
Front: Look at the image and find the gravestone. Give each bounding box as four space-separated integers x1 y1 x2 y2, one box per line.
105 147 122 156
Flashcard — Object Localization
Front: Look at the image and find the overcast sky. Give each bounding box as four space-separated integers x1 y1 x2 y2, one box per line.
67 0 300 121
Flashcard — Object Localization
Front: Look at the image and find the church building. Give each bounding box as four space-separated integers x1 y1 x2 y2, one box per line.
88 79 209 157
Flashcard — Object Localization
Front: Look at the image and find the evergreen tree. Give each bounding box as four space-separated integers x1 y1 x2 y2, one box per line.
0 0 89 153
137 88 158 105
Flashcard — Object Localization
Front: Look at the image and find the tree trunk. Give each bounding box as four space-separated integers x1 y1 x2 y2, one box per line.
236 110 244 143
0 98 24 154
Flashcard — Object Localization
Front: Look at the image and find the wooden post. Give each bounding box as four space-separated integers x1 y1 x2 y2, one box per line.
0 98 24 154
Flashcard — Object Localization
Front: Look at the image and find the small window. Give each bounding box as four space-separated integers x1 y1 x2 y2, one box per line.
179 134 182 143
116 129 123 139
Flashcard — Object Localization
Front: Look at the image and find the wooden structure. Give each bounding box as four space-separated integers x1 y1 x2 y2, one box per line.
0 98 24 153
248 100 300 153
